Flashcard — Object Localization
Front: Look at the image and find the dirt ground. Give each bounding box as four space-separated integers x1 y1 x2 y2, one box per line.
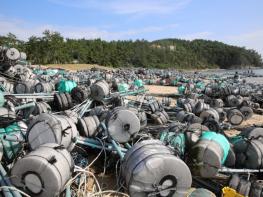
144 85 178 94
45 63 115 71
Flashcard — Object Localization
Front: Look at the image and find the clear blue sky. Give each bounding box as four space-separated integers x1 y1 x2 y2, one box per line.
1 0 263 55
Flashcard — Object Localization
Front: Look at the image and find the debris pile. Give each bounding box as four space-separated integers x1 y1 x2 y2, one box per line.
0 46 263 196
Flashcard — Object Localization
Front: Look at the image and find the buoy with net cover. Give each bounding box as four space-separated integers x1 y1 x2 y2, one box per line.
106 107 140 143
121 140 192 197
27 113 78 151
188 131 230 178
11 143 74 197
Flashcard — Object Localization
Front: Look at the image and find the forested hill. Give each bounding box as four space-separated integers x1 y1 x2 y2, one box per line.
0 31 262 69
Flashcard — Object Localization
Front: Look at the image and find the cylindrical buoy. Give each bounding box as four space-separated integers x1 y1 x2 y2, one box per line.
233 137 263 169
121 140 192 197
32 101 51 115
106 107 140 143
90 80 110 101
34 82 54 93
77 115 100 137
27 113 78 151
188 131 230 178
11 143 74 197
227 109 244 125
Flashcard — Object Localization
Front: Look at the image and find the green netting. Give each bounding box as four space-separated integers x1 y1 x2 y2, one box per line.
118 83 129 93
57 70 66 75
195 82 205 89
44 69 58 76
134 79 143 87
178 85 186 94
33 69 44 75
171 79 178 86
0 123 24 162
160 131 185 157
58 80 77 93
200 131 230 164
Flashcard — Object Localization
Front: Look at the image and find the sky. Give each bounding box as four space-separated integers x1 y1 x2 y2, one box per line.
1 0 263 55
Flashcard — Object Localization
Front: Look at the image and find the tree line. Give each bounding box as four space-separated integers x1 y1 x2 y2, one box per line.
0 30 262 69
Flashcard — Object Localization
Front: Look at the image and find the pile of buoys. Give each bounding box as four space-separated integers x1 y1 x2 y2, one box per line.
2 45 263 197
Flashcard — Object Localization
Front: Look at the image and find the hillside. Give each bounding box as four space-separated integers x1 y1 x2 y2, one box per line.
0 31 262 69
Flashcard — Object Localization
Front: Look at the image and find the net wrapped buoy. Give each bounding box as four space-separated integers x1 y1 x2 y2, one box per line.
32 101 51 115
27 113 78 151
128 108 147 130
185 123 208 146
6 48 20 61
14 80 36 94
233 137 263 169
194 101 210 115
188 131 230 178
227 109 244 125
239 106 253 120
186 188 216 197
34 82 54 93
200 108 220 122
121 140 192 197
90 80 110 101
106 107 140 143
71 86 90 103
53 93 73 111
11 143 74 197
77 115 100 137
250 180 263 197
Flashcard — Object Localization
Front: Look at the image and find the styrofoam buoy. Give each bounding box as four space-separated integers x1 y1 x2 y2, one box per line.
239 106 253 120
77 115 100 137
90 80 110 101
34 82 54 93
71 86 90 103
27 113 78 151
32 101 51 115
233 138 263 169
200 108 220 122
106 108 140 143
188 131 230 178
227 109 244 125
121 140 192 197
6 48 20 60
11 143 74 197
